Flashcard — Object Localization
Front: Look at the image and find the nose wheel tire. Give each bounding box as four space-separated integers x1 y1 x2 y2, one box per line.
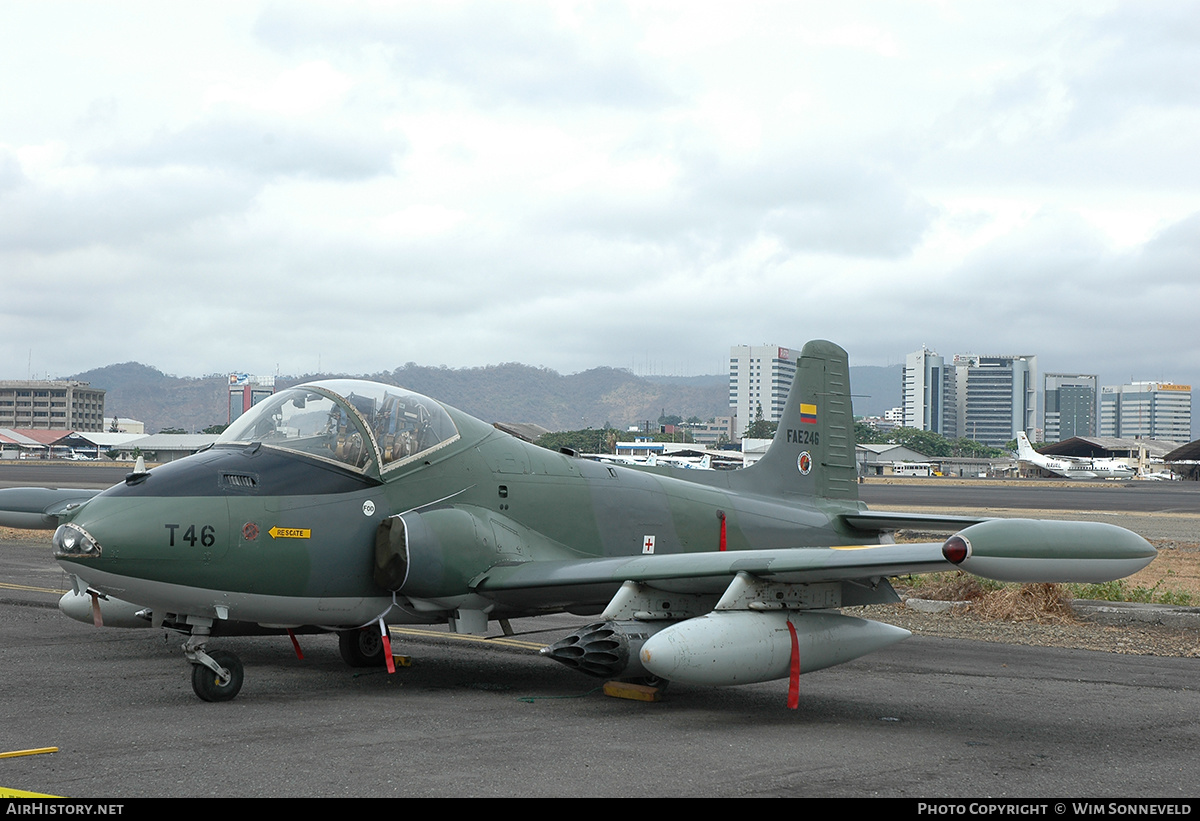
339 626 387 667
192 650 245 702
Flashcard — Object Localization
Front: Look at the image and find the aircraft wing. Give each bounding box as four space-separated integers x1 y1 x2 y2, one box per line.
0 487 101 529
474 517 1155 603
476 541 951 595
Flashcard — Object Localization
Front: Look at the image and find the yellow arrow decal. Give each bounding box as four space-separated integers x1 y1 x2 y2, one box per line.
269 527 311 539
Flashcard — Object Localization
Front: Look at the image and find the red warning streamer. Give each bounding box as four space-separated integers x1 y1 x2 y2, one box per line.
786 618 800 710
380 619 396 674
287 628 304 660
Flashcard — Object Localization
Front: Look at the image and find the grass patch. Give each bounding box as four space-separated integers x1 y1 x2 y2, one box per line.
897 570 1196 620
1067 575 1195 607
897 572 1076 623
897 571 1003 601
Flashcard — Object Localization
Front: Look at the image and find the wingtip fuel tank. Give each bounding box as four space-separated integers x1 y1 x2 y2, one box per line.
942 518 1156 584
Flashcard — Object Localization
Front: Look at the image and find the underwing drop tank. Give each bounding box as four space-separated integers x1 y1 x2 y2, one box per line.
638 611 911 687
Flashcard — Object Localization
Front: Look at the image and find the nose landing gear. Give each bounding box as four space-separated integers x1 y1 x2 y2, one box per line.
183 620 244 702
191 650 244 702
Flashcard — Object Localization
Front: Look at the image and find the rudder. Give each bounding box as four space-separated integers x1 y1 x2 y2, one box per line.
737 340 859 501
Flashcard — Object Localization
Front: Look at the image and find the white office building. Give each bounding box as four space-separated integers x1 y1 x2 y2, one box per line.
902 347 955 437
952 354 1037 446
729 344 800 439
1099 382 1192 440
901 348 1037 445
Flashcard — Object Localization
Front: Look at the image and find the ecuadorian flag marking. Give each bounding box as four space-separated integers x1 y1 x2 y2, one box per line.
799 403 817 424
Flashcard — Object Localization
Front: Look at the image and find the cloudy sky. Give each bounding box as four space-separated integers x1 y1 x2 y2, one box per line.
3 1 1199 400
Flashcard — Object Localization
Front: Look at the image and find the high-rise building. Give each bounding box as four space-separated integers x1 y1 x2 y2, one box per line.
228 374 276 424
902 348 1037 444
901 347 956 436
1099 382 1192 440
729 345 800 439
0 381 106 431
952 354 1037 446
1044 374 1097 442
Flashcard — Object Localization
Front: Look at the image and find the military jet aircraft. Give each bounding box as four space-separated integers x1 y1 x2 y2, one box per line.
0 341 1155 705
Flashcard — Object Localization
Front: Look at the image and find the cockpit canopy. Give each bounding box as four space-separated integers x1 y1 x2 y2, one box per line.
217 380 460 475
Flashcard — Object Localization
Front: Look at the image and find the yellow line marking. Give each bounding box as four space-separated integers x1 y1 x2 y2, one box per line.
389 626 544 651
0 581 67 594
0 747 58 759
829 544 887 551
0 788 64 798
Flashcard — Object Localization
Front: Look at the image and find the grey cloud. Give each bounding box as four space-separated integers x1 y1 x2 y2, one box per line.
0 150 25 193
253 1 677 110
0 170 257 253
534 156 937 259
1069 4 1200 123
1134 211 1200 281
927 5 1200 187
96 119 401 181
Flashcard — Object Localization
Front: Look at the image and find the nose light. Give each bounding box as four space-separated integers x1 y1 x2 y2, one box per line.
53 523 102 558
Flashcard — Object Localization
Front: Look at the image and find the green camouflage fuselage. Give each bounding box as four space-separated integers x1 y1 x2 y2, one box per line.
58 403 868 627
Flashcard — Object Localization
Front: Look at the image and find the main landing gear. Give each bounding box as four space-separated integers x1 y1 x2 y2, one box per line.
338 625 388 667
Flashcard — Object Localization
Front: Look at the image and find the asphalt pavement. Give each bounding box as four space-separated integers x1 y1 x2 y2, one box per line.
2 534 1198 799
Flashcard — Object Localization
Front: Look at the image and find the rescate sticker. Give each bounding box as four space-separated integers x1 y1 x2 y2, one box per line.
269 527 311 540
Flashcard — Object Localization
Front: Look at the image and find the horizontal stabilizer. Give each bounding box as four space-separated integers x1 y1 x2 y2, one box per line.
839 510 989 533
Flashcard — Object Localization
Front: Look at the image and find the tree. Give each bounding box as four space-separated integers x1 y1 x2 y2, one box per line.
535 429 608 454
743 402 777 439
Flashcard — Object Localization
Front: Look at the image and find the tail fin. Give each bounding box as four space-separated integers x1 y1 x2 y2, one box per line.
1015 431 1037 460
735 340 858 501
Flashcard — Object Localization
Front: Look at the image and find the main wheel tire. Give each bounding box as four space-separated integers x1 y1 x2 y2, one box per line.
192 650 244 702
339 627 386 667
